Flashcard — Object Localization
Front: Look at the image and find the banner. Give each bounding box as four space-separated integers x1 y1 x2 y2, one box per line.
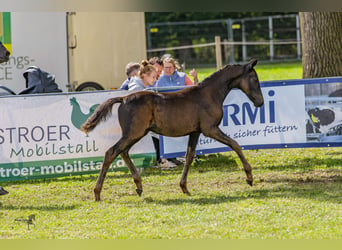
160 77 342 158
0 90 155 182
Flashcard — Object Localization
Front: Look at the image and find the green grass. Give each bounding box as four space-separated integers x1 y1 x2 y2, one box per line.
1 148 341 239
2 61 341 239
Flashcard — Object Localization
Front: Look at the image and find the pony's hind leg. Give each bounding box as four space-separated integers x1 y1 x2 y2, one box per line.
180 132 200 195
204 128 253 186
120 150 143 196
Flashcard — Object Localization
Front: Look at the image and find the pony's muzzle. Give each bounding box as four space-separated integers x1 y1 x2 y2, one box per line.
252 96 264 107
255 99 264 107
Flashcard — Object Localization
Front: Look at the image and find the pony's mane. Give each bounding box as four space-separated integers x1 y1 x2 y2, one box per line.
198 64 242 86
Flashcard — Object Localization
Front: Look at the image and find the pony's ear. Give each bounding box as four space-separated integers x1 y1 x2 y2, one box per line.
245 59 258 72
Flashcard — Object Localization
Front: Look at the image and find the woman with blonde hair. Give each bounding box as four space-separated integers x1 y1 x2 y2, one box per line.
128 60 157 91
156 56 198 88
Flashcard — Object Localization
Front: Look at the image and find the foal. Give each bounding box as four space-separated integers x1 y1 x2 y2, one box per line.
82 59 264 201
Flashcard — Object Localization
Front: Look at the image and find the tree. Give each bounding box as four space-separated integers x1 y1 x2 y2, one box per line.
300 12 342 78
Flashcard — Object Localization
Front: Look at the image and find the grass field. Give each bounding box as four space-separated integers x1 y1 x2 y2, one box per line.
1 61 341 239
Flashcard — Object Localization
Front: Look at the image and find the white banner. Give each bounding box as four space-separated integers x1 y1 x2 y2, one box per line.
0 90 155 181
160 77 342 158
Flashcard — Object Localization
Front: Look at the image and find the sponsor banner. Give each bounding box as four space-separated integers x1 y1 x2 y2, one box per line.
0 90 155 182
0 154 154 182
160 77 342 158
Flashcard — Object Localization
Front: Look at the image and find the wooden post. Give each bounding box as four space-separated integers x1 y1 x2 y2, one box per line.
215 36 222 70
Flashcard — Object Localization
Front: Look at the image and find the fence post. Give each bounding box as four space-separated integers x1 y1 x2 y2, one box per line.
241 20 247 62
296 14 301 60
146 23 152 58
215 36 222 70
226 19 235 63
268 16 274 62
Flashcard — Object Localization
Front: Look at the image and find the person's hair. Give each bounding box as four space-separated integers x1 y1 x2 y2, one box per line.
162 56 181 70
125 62 140 77
149 57 163 66
139 60 156 78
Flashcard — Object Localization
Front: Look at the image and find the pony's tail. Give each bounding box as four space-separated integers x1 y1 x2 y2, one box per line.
81 97 123 133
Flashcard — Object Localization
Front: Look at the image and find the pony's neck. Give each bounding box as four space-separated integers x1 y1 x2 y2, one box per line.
201 64 244 103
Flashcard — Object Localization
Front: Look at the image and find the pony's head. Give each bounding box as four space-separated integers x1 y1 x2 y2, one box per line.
235 59 264 107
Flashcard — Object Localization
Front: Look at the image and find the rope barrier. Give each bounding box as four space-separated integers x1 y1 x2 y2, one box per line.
147 40 301 53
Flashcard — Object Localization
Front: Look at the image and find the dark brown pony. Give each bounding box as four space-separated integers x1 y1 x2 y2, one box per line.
82 59 264 201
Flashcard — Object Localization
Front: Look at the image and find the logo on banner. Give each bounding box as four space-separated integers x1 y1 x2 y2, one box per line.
222 90 276 127
69 97 99 130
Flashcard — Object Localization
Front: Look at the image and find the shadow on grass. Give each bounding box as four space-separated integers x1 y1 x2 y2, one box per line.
260 157 342 172
143 182 342 206
141 172 342 206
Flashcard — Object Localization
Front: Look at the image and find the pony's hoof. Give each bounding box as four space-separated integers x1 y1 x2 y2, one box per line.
181 188 191 196
246 179 253 186
94 191 101 201
136 189 143 196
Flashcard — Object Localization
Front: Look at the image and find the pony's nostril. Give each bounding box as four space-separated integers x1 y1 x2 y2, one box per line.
6 51 10 57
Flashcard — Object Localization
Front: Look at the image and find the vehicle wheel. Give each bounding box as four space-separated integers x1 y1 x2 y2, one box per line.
75 82 104 91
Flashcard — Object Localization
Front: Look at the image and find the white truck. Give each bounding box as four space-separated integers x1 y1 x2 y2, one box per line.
0 12 147 93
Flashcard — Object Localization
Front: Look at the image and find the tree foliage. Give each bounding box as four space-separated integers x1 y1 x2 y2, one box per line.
145 12 289 23
145 12 299 66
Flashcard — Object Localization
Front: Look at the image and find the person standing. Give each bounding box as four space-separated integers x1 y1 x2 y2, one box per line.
154 56 199 169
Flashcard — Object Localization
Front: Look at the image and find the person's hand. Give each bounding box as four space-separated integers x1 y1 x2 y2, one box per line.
189 69 198 84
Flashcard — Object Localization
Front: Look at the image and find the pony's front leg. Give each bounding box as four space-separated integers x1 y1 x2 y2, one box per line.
94 139 127 201
180 132 200 195
120 150 143 196
204 128 253 186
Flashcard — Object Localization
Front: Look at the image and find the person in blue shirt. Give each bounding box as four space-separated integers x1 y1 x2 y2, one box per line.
119 62 140 90
156 56 198 88
153 56 199 169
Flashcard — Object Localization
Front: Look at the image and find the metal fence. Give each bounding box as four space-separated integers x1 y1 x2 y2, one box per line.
146 14 301 68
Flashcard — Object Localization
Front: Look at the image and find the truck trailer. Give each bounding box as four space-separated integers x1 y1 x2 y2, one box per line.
0 12 147 93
